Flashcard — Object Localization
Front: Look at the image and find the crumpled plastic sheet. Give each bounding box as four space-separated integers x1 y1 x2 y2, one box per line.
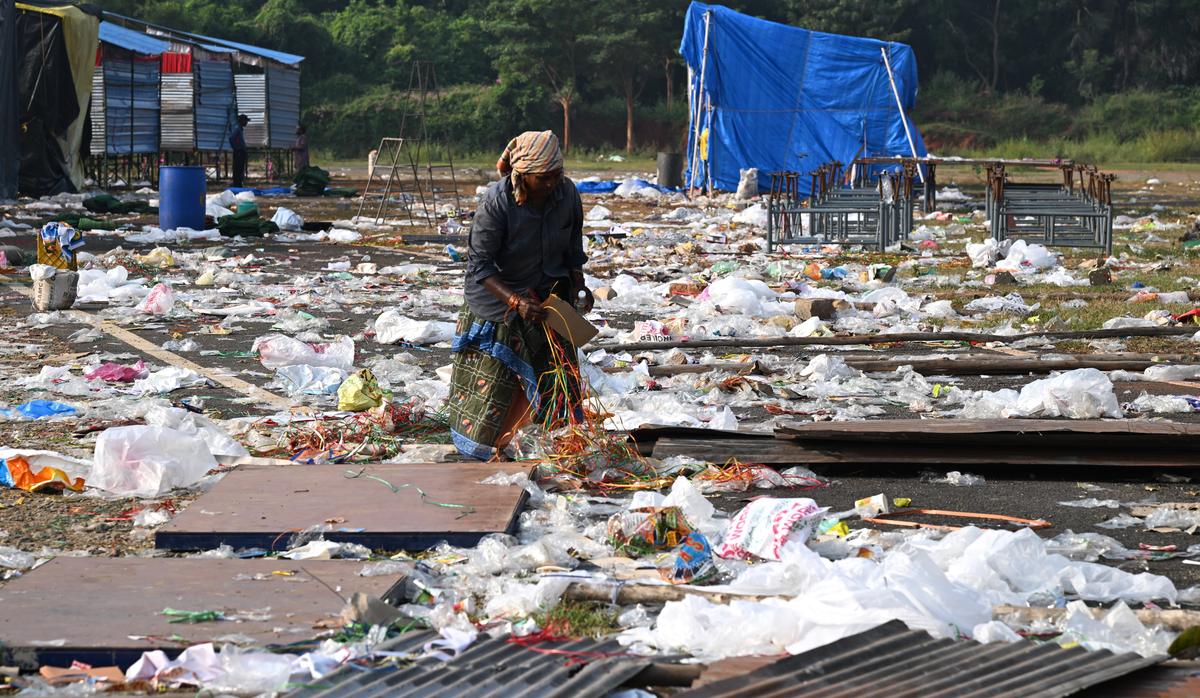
619 526 1176 661
255 334 355 372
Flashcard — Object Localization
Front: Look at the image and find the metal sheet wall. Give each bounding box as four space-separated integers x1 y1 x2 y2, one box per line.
195 59 234 151
88 70 104 154
233 73 267 147
266 65 299 149
102 58 159 154
160 72 193 150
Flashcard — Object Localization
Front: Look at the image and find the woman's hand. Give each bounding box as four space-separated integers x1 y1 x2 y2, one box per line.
515 297 548 322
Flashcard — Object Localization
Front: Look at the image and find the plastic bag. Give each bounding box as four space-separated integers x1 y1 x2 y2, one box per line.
337 369 384 411
270 207 304 231
275 365 348 396
0 455 84 492
91 425 219 497
716 498 827 561
1011 368 1122 419
374 310 456 345
735 168 759 199
0 399 76 420
254 334 354 371
138 283 175 315
85 360 147 383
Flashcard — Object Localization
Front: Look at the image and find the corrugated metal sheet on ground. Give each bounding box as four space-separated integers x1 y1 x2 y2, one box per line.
98 21 170 56
234 73 267 147
1076 660 1200 697
285 630 655 698
195 60 234 151
102 59 159 154
89 71 105 154
677 619 1165 698
160 72 193 150
266 65 299 149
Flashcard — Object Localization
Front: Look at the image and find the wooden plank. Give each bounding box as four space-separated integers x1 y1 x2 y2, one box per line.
156 462 530 551
650 436 1200 468
775 418 1200 445
597 326 1197 352
0 558 402 670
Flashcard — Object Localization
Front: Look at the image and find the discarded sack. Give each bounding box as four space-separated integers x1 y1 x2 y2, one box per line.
716 497 827 561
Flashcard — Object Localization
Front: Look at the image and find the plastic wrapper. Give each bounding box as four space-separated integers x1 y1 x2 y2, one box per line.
716 498 827 561
255 334 355 371
0 546 37 569
1011 368 1122 419
91 425 219 497
607 507 695 557
271 207 304 231
131 366 207 395
658 531 717 584
0 455 84 492
337 369 384 411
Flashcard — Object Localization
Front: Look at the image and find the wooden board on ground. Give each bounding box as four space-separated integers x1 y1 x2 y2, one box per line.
156 462 530 551
0 558 401 669
650 437 1200 468
775 418 1200 448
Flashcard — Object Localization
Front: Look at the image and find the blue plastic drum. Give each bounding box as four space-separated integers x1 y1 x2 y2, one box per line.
159 166 206 231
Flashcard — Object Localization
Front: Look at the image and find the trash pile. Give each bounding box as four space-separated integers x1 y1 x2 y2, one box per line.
3 168 1200 693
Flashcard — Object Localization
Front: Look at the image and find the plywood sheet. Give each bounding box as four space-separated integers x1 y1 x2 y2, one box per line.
156 462 530 551
0 558 402 669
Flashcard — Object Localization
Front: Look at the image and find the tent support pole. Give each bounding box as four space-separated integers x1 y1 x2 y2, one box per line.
687 10 711 196
879 46 924 185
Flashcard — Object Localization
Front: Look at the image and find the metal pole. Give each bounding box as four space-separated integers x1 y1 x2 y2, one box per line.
879 46 924 185
687 10 711 195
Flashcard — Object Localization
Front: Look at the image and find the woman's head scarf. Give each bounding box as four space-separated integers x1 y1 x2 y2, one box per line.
496 130 564 205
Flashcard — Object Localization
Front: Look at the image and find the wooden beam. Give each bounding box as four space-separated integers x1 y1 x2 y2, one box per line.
596 326 1197 353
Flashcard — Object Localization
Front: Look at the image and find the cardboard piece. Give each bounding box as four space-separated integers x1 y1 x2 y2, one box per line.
39 665 125 686
542 294 599 346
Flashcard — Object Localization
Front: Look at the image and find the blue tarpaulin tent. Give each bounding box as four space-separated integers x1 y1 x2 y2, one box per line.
680 2 927 196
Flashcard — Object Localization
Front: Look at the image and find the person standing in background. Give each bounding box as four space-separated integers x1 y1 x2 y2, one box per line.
293 124 310 171
230 114 249 187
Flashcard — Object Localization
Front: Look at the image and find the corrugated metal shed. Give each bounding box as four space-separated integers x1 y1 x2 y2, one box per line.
266 65 299 149
234 74 268 148
195 59 235 151
677 620 1165 698
160 72 193 150
89 70 105 155
285 630 656 698
172 29 304 66
101 58 160 154
98 21 169 55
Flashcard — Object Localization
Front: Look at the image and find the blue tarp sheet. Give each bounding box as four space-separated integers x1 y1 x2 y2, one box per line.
680 2 927 196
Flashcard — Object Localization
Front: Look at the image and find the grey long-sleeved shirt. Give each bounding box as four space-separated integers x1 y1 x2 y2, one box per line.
464 176 586 321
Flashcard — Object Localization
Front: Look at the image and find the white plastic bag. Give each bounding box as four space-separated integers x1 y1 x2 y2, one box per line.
254 334 355 371
374 310 456 345
137 283 175 315
92 425 218 497
1011 368 1122 419
736 168 759 199
270 207 304 231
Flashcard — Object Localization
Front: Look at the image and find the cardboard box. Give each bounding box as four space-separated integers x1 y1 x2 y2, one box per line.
542 294 599 347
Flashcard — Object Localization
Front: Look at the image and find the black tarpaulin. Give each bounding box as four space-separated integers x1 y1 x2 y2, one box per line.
16 7 78 197
0 0 17 200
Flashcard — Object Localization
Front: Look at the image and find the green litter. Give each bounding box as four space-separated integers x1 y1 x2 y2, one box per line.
160 607 226 624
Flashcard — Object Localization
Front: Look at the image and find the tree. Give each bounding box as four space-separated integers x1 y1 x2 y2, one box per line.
582 2 675 153
484 0 589 151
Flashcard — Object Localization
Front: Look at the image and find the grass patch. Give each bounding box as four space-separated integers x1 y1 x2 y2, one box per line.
533 600 619 639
